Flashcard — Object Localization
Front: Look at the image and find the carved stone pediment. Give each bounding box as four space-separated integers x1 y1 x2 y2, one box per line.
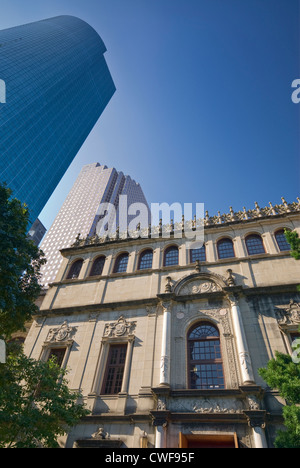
46 321 76 343
178 279 222 296
275 300 300 327
103 316 136 338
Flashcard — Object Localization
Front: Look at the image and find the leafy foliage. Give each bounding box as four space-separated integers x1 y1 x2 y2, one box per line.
0 184 89 447
285 229 300 260
0 344 89 448
259 351 300 448
0 183 46 338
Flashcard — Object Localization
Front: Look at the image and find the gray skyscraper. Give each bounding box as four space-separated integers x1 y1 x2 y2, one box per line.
40 163 150 286
0 16 115 226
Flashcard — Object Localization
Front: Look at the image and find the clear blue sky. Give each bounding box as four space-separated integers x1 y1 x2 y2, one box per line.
1 0 299 229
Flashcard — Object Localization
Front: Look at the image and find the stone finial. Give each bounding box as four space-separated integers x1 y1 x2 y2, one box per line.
269 202 276 216
182 214 185 231
281 197 290 212
242 207 248 220
255 202 262 216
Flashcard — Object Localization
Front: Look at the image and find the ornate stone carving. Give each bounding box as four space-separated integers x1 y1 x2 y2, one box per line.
239 351 253 376
246 395 261 411
92 427 107 439
165 276 172 293
243 410 266 429
46 321 76 343
276 301 300 327
103 316 136 338
170 398 244 414
179 280 221 296
160 355 169 381
156 396 167 411
226 269 235 287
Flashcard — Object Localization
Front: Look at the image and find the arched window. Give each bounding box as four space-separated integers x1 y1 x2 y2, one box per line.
190 245 206 263
245 234 265 255
114 253 129 273
164 246 179 267
66 259 83 279
89 256 105 277
138 249 153 270
187 322 225 390
217 238 235 260
275 229 291 252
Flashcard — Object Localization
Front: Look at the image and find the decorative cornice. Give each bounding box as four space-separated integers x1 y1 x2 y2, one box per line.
62 198 300 252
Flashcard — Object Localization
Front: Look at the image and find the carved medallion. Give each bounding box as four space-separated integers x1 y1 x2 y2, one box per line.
179 280 221 296
275 300 300 327
104 316 136 338
46 321 76 343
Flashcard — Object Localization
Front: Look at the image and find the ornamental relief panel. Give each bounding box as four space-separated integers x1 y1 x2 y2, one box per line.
46 321 76 344
178 279 222 296
168 397 245 414
103 315 136 338
275 300 300 328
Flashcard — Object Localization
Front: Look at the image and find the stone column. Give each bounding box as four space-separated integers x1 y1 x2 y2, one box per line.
151 411 170 449
155 425 165 449
159 301 172 386
229 295 255 385
121 336 135 393
244 411 268 448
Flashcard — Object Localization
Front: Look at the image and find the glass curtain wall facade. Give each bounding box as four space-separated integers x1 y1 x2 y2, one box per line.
0 16 116 225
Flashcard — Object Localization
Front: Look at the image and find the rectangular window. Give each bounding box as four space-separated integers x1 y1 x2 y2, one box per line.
101 344 127 395
47 348 66 367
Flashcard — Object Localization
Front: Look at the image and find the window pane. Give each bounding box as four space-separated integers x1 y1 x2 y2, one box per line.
188 323 225 390
190 364 225 390
190 245 206 263
138 250 153 270
90 256 105 276
114 253 129 273
275 230 291 252
67 260 83 279
164 246 179 266
217 239 235 259
245 235 265 255
189 324 219 339
102 344 127 395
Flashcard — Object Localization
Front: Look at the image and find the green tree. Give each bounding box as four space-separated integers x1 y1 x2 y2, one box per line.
0 184 89 447
285 229 300 260
0 344 89 448
0 183 46 339
258 229 300 448
259 351 300 448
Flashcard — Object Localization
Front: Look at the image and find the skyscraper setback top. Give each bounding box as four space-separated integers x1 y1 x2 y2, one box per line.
0 16 116 224
39 163 150 287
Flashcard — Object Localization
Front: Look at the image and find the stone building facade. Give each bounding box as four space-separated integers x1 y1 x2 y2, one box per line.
24 199 300 448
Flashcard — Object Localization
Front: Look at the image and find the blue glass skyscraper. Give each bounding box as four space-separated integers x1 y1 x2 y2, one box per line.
0 16 116 225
